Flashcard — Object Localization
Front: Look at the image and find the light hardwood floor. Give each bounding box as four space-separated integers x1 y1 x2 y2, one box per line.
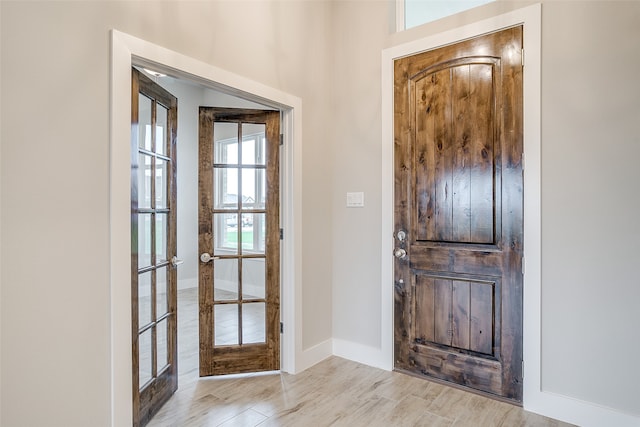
148 288 572 427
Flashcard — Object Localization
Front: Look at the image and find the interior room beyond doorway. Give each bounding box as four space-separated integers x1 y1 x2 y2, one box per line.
135 68 276 393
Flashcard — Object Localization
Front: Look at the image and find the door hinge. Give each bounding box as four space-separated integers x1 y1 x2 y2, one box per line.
521 153 525 171
280 322 284 333
279 134 284 146
521 48 525 67
280 228 284 240
521 257 525 275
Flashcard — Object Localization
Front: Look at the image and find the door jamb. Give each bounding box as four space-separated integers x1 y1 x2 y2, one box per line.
381 0 541 413
110 30 301 426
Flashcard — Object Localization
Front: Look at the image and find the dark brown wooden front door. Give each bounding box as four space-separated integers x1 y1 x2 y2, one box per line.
393 26 524 402
131 68 179 426
198 108 280 376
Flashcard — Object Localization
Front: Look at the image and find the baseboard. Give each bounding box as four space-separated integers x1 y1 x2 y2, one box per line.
525 389 640 427
295 339 333 373
332 338 389 371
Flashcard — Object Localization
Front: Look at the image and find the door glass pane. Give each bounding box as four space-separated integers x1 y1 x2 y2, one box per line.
138 153 152 209
156 159 168 209
214 167 238 209
138 214 152 268
214 213 238 255
156 214 167 262
242 302 265 344
138 271 152 326
156 104 167 156
243 258 265 299
241 168 257 209
242 123 265 165
214 258 238 301
215 304 238 346
240 213 265 254
239 168 266 209
156 267 168 316
157 318 168 371
214 123 238 164
139 328 152 387
239 213 255 251
138 94 152 151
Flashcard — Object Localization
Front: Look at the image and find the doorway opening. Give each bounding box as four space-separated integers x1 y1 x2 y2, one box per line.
131 68 283 426
111 30 301 426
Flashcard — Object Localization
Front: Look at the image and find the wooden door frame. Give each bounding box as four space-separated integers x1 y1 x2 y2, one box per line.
110 31 302 426
382 1 542 412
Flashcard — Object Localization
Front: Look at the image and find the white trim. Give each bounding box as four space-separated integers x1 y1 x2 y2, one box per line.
395 0 405 33
382 4 640 426
110 30 302 426
333 339 387 370
296 339 333 372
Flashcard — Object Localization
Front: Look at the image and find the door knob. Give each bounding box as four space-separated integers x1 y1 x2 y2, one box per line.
171 256 184 267
200 252 219 263
394 248 407 259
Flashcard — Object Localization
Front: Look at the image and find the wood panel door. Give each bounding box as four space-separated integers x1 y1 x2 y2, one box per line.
131 68 179 426
393 27 524 402
198 108 280 376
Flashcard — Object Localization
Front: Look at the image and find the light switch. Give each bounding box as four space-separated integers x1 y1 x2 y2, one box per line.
346 192 364 208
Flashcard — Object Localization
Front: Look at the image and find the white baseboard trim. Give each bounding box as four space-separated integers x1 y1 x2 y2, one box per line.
295 339 333 373
525 389 640 427
332 338 389 371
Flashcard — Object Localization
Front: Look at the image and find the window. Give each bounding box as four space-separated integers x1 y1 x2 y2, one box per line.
399 0 495 30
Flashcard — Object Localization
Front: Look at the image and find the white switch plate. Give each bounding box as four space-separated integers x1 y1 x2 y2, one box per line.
346 192 364 208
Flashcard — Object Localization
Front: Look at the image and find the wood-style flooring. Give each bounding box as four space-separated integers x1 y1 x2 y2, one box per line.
148 288 572 427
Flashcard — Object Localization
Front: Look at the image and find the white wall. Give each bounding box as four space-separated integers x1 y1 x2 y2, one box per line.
1 0 639 426
539 1 640 415
330 0 388 356
1 2 332 426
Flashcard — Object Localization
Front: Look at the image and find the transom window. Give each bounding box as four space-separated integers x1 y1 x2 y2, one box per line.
399 0 495 30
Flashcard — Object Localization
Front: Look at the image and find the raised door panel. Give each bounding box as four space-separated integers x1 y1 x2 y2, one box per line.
414 61 497 245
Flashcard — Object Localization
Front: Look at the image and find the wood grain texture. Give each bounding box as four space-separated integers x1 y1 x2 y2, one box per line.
131 68 179 427
147 351 572 427
199 108 280 377
394 27 524 402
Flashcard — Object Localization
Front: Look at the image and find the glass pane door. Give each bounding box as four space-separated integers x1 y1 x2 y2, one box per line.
131 68 178 427
198 108 280 376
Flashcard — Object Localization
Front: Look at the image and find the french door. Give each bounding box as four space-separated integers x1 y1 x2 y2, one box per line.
131 68 179 426
393 27 524 402
198 108 280 376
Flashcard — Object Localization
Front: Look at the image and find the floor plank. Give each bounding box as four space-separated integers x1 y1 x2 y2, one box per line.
147 288 572 427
